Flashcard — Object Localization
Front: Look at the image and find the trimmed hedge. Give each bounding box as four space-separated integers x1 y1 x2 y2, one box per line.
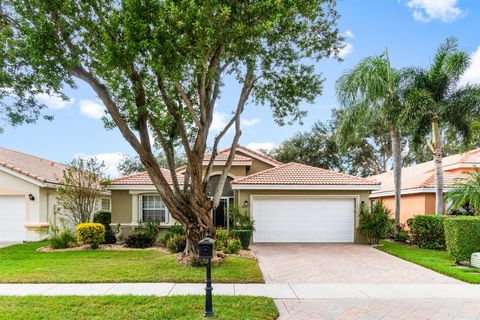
407 215 445 249
76 223 105 249
93 211 116 244
444 216 480 263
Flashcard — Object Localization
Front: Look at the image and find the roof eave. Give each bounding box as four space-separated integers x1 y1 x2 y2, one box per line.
231 184 381 191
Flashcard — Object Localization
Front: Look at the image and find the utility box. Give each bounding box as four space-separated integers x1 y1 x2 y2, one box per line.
471 253 480 268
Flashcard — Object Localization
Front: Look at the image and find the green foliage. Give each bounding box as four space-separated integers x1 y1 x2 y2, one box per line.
407 215 445 250
224 239 242 255
358 201 391 245
229 206 255 231
93 211 116 244
214 228 229 251
125 233 156 249
49 223 76 249
57 158 110 226
393 224 409 243
231 230 252 250
166 234 187 254
446 172 480 214
158 224 185 247
444 216 480 263
137 221 163 241
76 223 105 249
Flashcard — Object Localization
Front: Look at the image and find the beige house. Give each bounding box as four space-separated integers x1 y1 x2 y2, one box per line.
109 146 380 243
0 147 111 242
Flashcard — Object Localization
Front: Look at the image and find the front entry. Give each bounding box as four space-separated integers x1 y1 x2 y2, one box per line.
212 198 232 228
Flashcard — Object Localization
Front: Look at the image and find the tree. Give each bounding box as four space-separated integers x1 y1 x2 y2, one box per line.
57 157 110 226
402 37 480 215
336 51 406 223
446 172 480 214
118 153 186 176
1 1 342 260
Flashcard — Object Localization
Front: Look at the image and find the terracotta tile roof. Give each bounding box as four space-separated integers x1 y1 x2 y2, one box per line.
233 145 283 166
369 148 480 195
110 169 184 185
0 147 66 184
231 162 380 185
202 150 252 165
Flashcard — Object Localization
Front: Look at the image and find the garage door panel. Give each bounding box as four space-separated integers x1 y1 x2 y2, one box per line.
252 197 354 243
0 196 26 242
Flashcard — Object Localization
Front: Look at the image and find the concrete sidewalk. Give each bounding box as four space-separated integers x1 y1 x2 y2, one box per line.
1 283 480 299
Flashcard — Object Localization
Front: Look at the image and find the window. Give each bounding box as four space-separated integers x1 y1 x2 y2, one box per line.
140 195 168 223
101 198 111 211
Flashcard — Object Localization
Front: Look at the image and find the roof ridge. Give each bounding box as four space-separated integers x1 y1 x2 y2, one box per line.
459 148 480 163
0 146 66 167
231 162 291 184
112 170 148 181
235 145 283 165
290 162 371 182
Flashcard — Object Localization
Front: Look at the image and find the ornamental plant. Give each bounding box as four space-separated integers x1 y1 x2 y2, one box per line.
76 223 105 249
444 216 480 263
406 215 445 250
358 200 390 245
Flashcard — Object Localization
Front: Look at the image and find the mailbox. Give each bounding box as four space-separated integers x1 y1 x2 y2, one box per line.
198 237 214 259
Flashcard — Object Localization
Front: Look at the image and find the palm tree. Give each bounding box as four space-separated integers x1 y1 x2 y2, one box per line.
336 50 405 224
446 172 480 214
402 37 480 215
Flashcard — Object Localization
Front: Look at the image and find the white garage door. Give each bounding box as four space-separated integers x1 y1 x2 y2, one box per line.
252 197 355 243
0 196 26 242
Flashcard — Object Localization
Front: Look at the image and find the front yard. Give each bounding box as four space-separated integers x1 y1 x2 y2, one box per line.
0 295 278 320
378 240 480 284
0 242 264 283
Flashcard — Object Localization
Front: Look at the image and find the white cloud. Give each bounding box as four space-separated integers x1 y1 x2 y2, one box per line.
79 100 105 119
242 117 261 127
36 93 75 110
406 0 463 23
246 142 277 152
339 43 354 59
344 30 355 38
459 46 480 86
74 152 125 178
211 111 229 132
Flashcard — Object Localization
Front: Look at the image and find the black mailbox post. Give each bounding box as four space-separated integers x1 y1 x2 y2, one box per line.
198 228 214 317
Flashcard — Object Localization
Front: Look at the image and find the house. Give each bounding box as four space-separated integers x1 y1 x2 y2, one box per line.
0 147 111 242
109 145 380 243
369 148 480 223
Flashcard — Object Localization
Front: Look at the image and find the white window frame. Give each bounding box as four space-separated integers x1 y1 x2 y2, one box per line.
101 198 111 212
139 194 169 223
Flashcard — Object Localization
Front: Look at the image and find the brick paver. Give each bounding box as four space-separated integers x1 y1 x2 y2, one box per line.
252 243 460 284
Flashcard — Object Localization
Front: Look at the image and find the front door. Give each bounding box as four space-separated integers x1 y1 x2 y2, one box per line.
212 198 232 229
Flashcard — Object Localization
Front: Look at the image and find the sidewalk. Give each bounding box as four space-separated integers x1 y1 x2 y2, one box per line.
1 283 480 299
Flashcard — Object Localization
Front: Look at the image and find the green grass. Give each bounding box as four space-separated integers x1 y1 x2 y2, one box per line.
0 295 278 320
0 242 264 283
378 240 480 284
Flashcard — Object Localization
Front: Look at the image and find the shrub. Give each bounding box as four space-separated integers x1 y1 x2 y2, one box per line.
358 200 390 245
392 223 409 243
407 215 445 249
49 223 76 249
231 230 252 249
444 216 480 263
224 238 242 254
214 228 228 251
229 205 255 231
158 224 185 247
93 210 116 244
137 221 163 240
76 223 105 249
166 234 187 253
125 233 156 248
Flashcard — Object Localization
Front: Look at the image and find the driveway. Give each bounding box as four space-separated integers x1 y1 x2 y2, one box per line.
252 243 459 284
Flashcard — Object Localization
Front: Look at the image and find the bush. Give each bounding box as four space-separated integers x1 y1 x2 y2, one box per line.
392 223 409 243
166 234 186 253
93 210 116 244
444 216 480 263
138 221 163 241
358 201 390 245
158 224 185 247
229 205 255 231
224 238 242 254
214 228 228 251
407 215 445 249
231 230 252 249
125 233 156 248
49 223 76 249
76 223 105 249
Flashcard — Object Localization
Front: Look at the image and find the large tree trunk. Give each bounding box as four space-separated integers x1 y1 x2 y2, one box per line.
390 126 402 224
432 119 444 215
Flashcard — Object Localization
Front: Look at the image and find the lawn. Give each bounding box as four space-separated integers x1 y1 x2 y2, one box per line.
0 242 264 283
0 295 278 320
378 240 480 284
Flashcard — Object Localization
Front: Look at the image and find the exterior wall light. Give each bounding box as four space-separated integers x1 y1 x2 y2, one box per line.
28 193 35 201
243 200 249 207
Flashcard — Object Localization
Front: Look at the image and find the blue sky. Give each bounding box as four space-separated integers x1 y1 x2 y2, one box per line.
1 0 480 177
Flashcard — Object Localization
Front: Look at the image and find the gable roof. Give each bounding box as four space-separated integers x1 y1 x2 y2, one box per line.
231 162 380 190
110 169 184 186
0 147 66 186
369 148 480 196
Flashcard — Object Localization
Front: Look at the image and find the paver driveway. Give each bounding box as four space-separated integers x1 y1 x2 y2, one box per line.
252 243 459 284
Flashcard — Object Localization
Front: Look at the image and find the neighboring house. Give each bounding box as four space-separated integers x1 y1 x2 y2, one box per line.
109 145 380 243
369 148 480 223
0 147 111 242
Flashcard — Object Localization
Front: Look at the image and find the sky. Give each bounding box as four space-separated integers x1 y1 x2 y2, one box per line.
1 0 480 177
